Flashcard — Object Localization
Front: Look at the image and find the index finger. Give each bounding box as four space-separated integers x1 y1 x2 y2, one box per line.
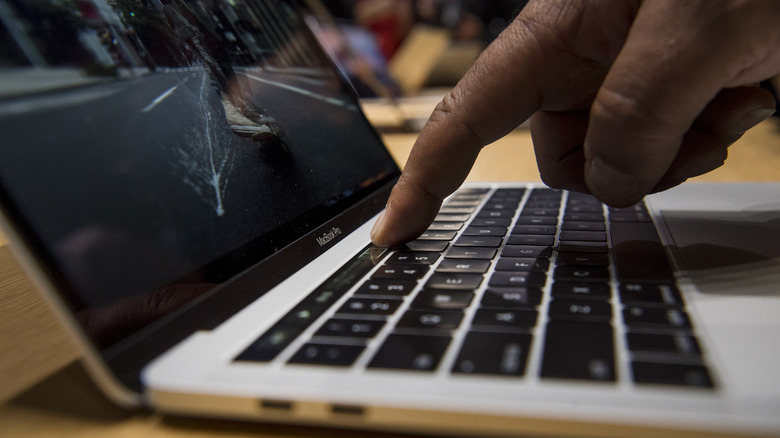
370 21 546 247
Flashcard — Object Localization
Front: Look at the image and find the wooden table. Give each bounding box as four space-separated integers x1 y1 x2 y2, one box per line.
1 114 778 437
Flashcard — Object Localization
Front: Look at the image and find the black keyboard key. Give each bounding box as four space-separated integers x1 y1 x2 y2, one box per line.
501 245 553 258
610 221 674 282
356 279 418 296
235 325 302 362
551 281 611 299
494 257 550 272
477 209 515 219
540 321 616 381
411 290 474 310
471 308 538 331
548 299 612 321
626 332 701 356
528 188 561 198
514 217 557 226
506 235 555 246
481 288 542 308
567 192 600 203
553 266 610 282
435 213 471 222
623 307 692 329
396 310 464 331
609 211 652 222
631 362 713 388
488 197 522 205
563 212 604 222
489 271 547 288
462 226 508 237
494 187 526 196
338 298 403 316
439 206 475 214
559 230 607 242
404 240 450 252
524 201 560 209
289 343 365 366
470 218 512 227
483 202 519 211
315 318 385 338
561 221 605 231
557 241 608 253
449 198 484 206
556 253 609 266
452 331 532 376
454 236 503 247
511 225 557 235
372 264 429 279
426 273 484 290
427 222 464 231
609 204 652 222
443 199 482 207
520 208 559 217
368 334 451 371
436 258 491 274
417 231 458 240
565 205 603 214
446 247 497 259
386 251 440 265
619 283 684 307
454 188 489 196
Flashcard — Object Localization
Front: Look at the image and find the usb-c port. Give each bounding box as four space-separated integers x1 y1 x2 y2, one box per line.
261 400 293 411
331 404 364 416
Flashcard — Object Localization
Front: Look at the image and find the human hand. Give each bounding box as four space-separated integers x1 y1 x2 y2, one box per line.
371 0 779 247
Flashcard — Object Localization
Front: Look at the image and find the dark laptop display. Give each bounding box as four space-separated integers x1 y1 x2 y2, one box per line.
0 0 398 365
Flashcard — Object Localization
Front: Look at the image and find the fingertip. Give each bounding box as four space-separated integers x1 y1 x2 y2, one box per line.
585 156 646 207
369 181 443 248
369 209 411 248
369 207 434 248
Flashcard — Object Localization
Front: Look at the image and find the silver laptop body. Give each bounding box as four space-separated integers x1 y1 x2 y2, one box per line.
1 1 778 436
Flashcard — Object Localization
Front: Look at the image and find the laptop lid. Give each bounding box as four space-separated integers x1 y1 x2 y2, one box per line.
0 0 399 401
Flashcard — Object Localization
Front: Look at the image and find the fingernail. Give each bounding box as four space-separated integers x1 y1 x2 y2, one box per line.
586 156 643 207
733 107 775 134
370 210 386 246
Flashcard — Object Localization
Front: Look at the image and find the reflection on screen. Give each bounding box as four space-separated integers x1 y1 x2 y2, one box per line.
0 0 398 348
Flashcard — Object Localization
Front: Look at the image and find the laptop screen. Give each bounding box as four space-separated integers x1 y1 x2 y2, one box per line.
0 0 398 352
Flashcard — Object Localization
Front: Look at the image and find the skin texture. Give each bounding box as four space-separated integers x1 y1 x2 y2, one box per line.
371 0 780 248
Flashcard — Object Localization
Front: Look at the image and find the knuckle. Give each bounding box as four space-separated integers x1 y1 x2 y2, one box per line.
429 92 458 124
430 90 488 149
590 85 690 163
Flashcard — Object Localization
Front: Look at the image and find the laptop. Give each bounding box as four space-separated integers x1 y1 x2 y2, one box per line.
1 1 779 436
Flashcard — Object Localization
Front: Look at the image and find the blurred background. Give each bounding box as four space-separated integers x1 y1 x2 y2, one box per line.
307 0 778 133
304 0 529 132
315 0 527 94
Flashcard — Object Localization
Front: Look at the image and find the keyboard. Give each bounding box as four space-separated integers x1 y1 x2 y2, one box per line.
236 187 714 388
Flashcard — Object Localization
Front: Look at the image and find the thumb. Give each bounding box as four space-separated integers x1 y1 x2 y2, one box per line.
583 1 776 206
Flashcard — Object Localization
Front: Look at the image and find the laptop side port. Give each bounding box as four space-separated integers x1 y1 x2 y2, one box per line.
260 399 293 411
331 404 365 416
